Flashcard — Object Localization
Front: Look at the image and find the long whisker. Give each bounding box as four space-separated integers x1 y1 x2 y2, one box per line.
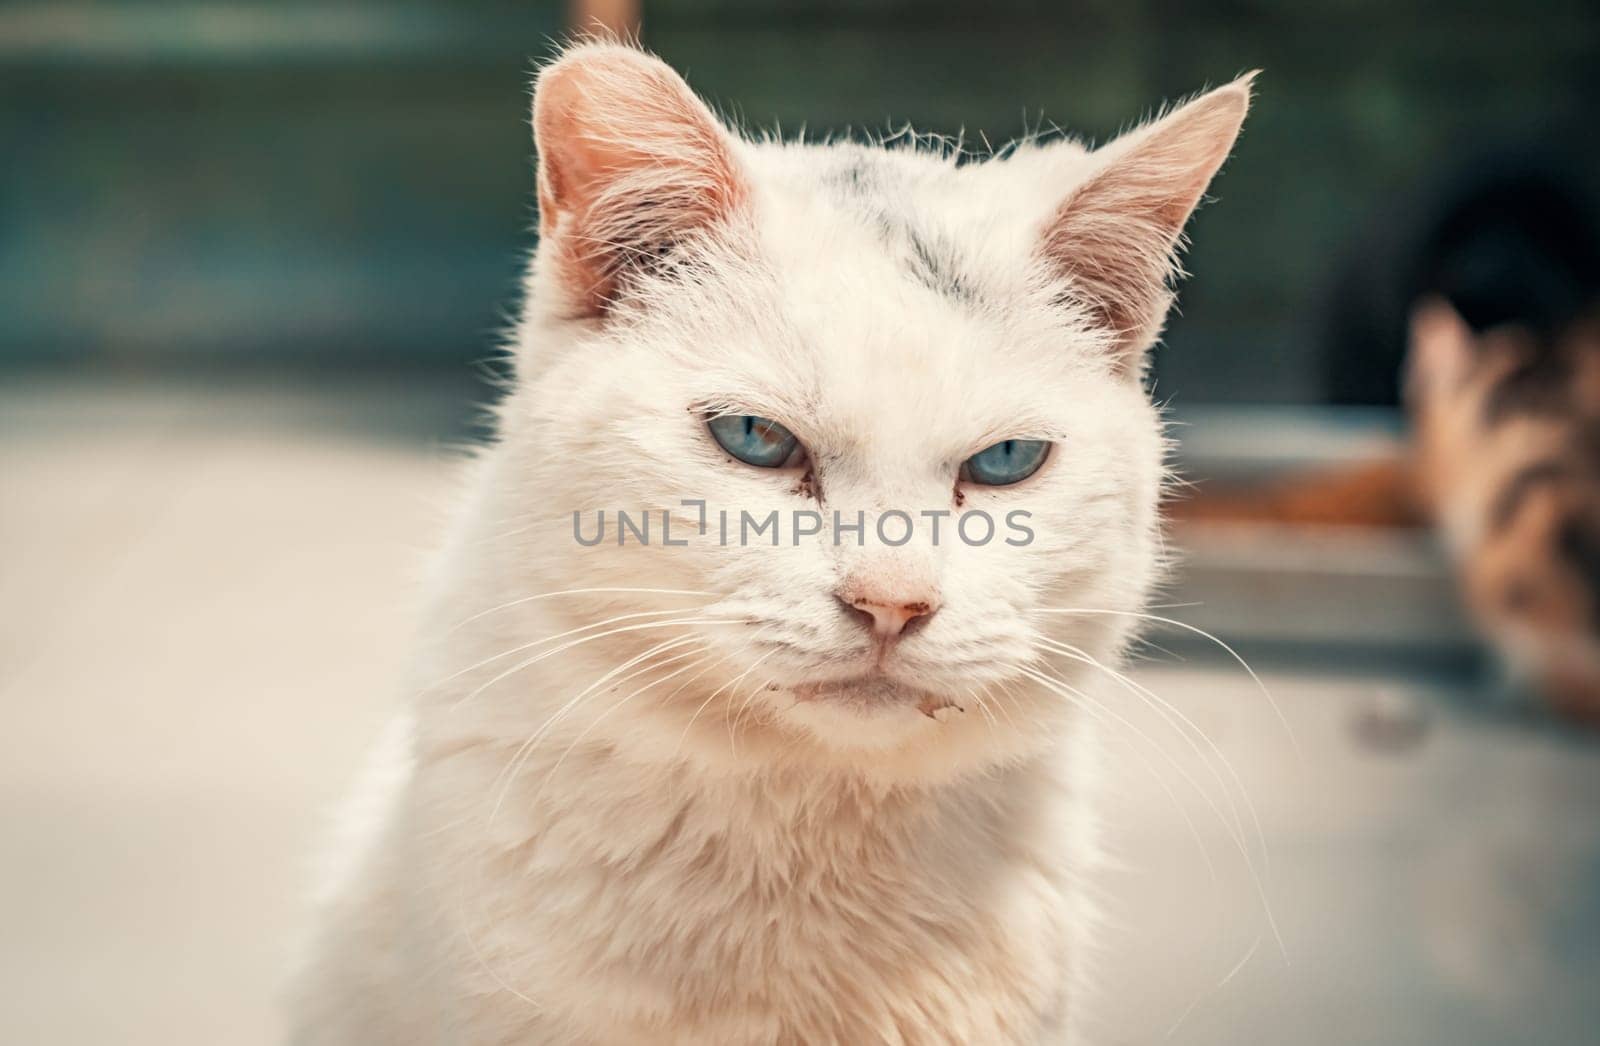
489 633 699 799
676 648 779 757
1040 638 1267 873
526 649 713 812
628 631 766 759
434 605 717 689
488 634 706 823
1165 933 1263 1040
728 675 776 759
451 616 741 712
658 645 742 705
448 586 714 633
1023 664 1285 958
965 684 998 735
452 896 544 1015
1034 607 1300 758
1018 664 1218 883
988 677 1022 731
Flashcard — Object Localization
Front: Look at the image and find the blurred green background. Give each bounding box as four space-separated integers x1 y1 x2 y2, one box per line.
4 0 1597 401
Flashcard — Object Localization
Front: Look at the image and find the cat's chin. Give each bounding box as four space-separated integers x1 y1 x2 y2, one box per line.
777 672 968 751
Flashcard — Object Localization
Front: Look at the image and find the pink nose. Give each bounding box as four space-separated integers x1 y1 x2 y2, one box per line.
838 593 939 639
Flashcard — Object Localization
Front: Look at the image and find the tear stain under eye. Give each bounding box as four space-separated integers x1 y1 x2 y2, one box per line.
794 467 820 502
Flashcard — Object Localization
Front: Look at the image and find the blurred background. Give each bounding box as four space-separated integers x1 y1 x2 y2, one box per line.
3 2 1599 1043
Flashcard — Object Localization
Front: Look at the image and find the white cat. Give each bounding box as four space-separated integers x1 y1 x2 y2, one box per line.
289 42 1251 1045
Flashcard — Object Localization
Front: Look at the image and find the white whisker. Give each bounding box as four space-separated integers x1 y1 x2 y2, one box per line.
450 616 741 713
527 648 713 810
435 605 718 689
966 684 999 735
728 675 776 758
676 648 779 757
489 634 707 823
448 586 714 633
1024 665 1285 958
1019 664 1218 882
1165 933 1263 1040
1040 638 1268 873
1034 606 1300 758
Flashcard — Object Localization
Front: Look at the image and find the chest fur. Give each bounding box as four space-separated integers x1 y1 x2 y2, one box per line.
412 746 1077 1044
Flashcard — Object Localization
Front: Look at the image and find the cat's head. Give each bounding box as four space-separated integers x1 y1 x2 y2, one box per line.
498 43 1250 779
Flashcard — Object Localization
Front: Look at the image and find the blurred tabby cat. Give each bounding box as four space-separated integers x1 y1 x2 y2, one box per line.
1179 163 1600 720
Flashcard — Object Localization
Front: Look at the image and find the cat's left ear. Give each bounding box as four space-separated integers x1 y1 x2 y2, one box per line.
1041 73 1255 370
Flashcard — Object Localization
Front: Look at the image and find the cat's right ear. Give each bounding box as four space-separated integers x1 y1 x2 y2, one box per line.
533 43 747 319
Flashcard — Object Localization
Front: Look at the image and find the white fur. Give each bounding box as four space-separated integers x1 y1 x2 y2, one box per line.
288 43 1249 1045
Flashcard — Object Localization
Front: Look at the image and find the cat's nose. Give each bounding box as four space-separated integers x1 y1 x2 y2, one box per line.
836 591 939 640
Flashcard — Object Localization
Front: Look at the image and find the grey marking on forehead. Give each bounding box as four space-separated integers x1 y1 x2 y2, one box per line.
899 221 983 306
825 154 880 199
821 150 985 307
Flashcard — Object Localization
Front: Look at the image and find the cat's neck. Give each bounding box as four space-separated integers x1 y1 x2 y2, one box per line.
419 718 1070 877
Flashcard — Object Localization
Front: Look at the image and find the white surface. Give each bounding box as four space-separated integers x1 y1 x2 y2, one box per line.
1 380 454 1045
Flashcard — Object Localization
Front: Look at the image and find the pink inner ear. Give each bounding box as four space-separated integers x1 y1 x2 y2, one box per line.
1041 78 1252 366
533 45 746 318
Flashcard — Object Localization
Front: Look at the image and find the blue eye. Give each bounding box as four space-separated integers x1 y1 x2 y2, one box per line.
962 439 1050 486
707 414 803 468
